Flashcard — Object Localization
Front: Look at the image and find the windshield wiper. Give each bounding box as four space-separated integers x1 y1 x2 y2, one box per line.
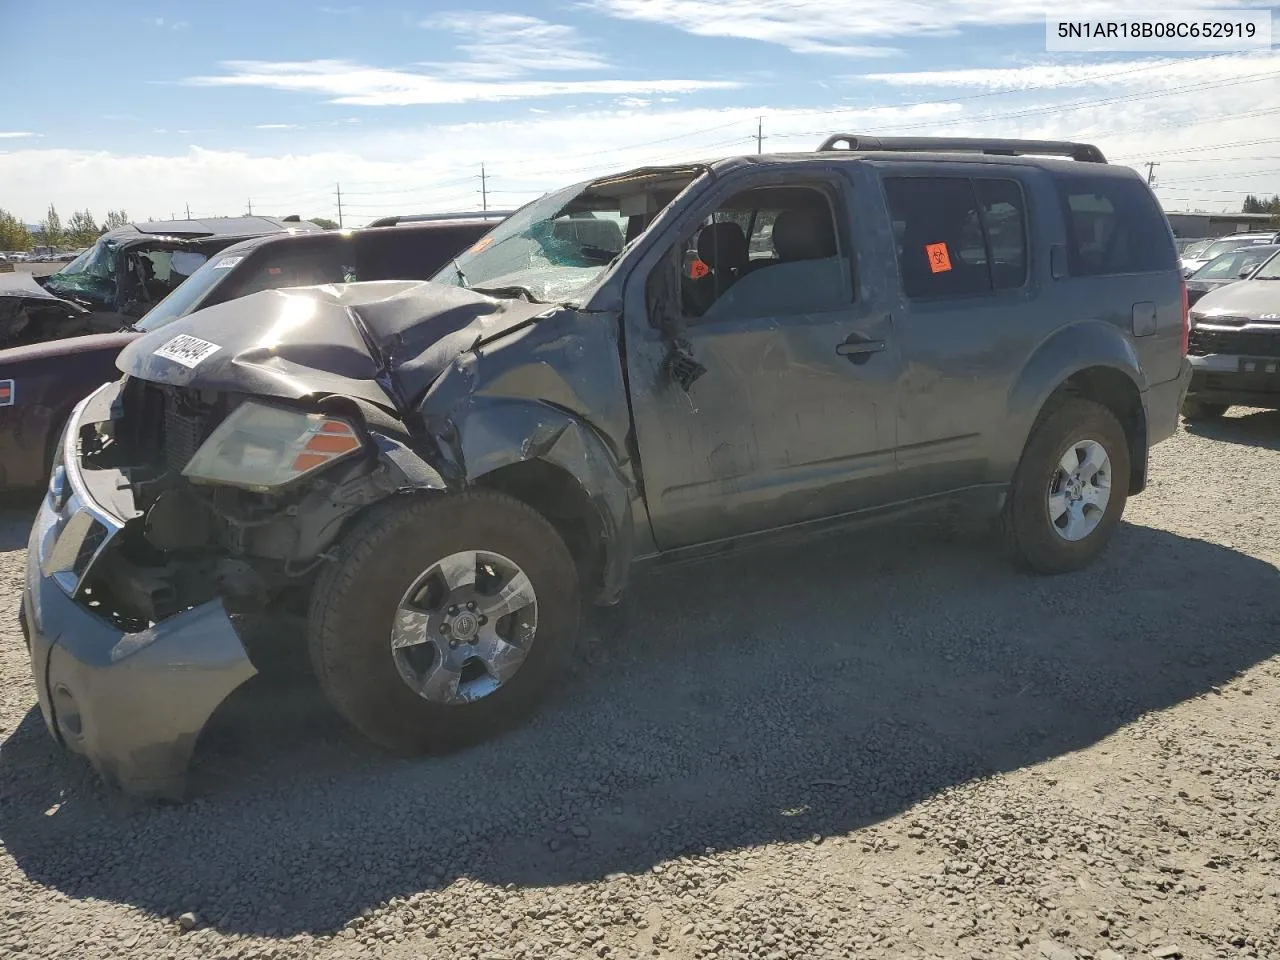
471 284 543 303
452 259 469 288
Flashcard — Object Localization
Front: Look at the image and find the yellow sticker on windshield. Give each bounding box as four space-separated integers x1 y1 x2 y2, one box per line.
469 236 494 254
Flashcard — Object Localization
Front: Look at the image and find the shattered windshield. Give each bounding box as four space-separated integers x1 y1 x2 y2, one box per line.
43 238 117 303
431 170 696 304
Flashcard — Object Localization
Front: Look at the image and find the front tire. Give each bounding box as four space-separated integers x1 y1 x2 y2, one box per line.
1181 399 1228 421
1001 398 1130 574
308 491 580 754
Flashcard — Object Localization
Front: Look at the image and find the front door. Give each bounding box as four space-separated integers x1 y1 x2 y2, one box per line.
623 170 903 550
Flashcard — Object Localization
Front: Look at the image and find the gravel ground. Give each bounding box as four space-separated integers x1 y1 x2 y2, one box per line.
0 414 1277 960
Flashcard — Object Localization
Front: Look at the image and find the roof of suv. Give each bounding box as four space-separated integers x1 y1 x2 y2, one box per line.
99 216 324 243
203 217 498 260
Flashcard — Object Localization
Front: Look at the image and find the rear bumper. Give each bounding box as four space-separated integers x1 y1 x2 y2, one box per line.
20 381 256 800
1187 354 1280 409
1145 358 1192 447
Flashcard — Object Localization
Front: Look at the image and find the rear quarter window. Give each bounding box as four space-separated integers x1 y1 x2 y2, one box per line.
1055 175 1174 276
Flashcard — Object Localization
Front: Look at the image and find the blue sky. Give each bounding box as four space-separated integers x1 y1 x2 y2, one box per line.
2 1 1279 225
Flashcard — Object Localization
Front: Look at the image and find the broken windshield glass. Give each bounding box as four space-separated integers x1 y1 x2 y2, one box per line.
42 239 118 304
431 169 698 304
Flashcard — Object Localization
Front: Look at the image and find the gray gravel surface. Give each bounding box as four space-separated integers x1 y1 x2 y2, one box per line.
1 414 1278 960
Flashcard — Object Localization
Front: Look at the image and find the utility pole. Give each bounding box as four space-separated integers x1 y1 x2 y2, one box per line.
757 116 764 155
1145 162 1160 187
247 198 253 216
479 163 488 214
185 203 191 219
336 183 344 228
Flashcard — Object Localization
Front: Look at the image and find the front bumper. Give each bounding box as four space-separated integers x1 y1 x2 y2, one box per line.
19 381 256 800
1187 353 1280 409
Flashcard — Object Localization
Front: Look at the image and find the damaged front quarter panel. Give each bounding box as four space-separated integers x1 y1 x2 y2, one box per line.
416 304 640 604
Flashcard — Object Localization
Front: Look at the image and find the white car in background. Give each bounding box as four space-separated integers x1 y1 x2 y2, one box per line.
1180 232 1280 277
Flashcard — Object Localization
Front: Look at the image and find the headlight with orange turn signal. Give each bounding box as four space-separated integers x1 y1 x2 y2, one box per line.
181 400 363 492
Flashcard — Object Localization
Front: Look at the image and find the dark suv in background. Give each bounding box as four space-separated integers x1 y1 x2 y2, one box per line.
0 215 503 491
22 135 1190 798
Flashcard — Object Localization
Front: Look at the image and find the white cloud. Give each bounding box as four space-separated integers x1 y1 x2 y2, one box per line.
584 0 1270 54
421 12 610 79
5 68 1280 221
255 123 301 129
0 131 36 139
858 52 1280 91
185 59 739 106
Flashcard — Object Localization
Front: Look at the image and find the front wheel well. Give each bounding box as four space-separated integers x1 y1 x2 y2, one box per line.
474 460 604 596
1042 367 1146 494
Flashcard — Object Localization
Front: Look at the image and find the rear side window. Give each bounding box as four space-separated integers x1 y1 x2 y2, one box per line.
883 176 1028 300
353 223 492 281
1055 175 1173 276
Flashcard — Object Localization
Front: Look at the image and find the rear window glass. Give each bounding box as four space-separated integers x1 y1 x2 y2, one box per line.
1055 175 1173 276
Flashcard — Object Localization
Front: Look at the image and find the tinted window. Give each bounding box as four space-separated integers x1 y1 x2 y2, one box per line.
884 177 1027 299
975 179 1028 290
1055 175 1173 276
353 223 491 282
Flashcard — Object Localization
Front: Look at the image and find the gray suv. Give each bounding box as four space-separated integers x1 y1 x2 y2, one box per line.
21 135 1192 798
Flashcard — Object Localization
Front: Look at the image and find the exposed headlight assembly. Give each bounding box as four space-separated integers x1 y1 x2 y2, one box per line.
182 400 363 491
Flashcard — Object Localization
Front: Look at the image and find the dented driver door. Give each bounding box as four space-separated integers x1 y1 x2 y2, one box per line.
622 165 904 551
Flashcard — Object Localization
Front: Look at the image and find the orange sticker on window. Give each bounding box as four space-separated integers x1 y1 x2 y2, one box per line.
689 258 710 279
926 242 952 273
469 236 494 254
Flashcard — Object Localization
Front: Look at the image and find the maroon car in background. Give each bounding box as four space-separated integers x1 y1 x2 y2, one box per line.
0 213 511 492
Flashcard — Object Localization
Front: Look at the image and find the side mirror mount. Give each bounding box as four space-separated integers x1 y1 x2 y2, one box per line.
1239 268 1254 279
1050 244 1068 280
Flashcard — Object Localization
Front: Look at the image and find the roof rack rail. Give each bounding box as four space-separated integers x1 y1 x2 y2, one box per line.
365 210 516 228
817 134 1107 164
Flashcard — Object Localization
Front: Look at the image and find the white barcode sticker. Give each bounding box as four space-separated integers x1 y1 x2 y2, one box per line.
213 256 242 269
154 334 221 369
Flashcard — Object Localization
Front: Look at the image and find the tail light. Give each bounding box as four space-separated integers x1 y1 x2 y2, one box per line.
1180 278 1189 357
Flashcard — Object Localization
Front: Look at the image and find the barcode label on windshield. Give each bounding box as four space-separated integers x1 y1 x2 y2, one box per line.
154 334 221 369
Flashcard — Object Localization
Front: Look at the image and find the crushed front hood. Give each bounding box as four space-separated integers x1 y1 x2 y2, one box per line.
115 279 549 412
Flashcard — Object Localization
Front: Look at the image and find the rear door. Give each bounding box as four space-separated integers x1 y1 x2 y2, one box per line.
878 165 1041 497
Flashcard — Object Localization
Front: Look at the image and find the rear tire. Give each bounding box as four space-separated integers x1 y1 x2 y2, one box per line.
1181 399 1228 421
308 491 580 754
1001 398 1130 574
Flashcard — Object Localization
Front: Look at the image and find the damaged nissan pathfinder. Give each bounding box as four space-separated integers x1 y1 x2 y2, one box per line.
22 136 1192 798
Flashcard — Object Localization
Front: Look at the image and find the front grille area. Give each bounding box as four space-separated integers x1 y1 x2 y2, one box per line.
163 402 206 472
1189 327 1280 359
114 379 229 476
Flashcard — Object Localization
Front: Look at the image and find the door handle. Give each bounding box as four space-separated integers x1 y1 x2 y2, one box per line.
836 335 886 365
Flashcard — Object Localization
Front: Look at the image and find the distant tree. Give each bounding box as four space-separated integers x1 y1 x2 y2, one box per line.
310 216 340 229
102 209 130 231
66 209 99 247
1242 194 1280 215
37 204 63 248
0 208 32 250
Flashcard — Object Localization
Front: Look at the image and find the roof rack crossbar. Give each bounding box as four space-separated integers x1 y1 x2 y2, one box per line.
817 134 1106 164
